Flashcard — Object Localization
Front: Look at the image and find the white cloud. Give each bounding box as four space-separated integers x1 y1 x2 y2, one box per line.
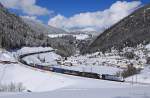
0 0 52 16
48 1 141 32
21 16 42 23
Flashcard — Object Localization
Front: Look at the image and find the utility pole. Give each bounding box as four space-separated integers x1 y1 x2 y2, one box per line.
90 66 92 72
132 75 134 86
82 67 85 72
144 8 146 29
136 74 137 84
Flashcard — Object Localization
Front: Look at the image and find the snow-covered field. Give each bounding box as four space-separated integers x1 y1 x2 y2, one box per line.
1 87 150 98
0 64 75 92
0 46 150 98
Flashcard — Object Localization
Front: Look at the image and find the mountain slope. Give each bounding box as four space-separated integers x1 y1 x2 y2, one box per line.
87 4 150 53
22 17 67 35
0 3 49 49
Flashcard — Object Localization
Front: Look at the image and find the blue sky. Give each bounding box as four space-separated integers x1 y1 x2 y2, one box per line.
36 0 150 24
0 0 150 31
37 0 149 17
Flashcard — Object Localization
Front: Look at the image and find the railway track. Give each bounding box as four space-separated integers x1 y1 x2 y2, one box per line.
19 50 55 59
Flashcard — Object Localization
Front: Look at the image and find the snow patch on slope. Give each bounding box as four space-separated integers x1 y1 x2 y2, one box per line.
14 47 54 56
0 52 16 62
23 52 61 65
48 34 89 40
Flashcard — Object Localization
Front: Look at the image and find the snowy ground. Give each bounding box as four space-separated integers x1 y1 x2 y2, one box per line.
0 74 150 98
0 87 150 98
0 64 75 92
0 47 150 98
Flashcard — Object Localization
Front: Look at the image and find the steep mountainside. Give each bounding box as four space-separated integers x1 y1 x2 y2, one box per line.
87 4 150 53
22 17 67 35
0 3 49 49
